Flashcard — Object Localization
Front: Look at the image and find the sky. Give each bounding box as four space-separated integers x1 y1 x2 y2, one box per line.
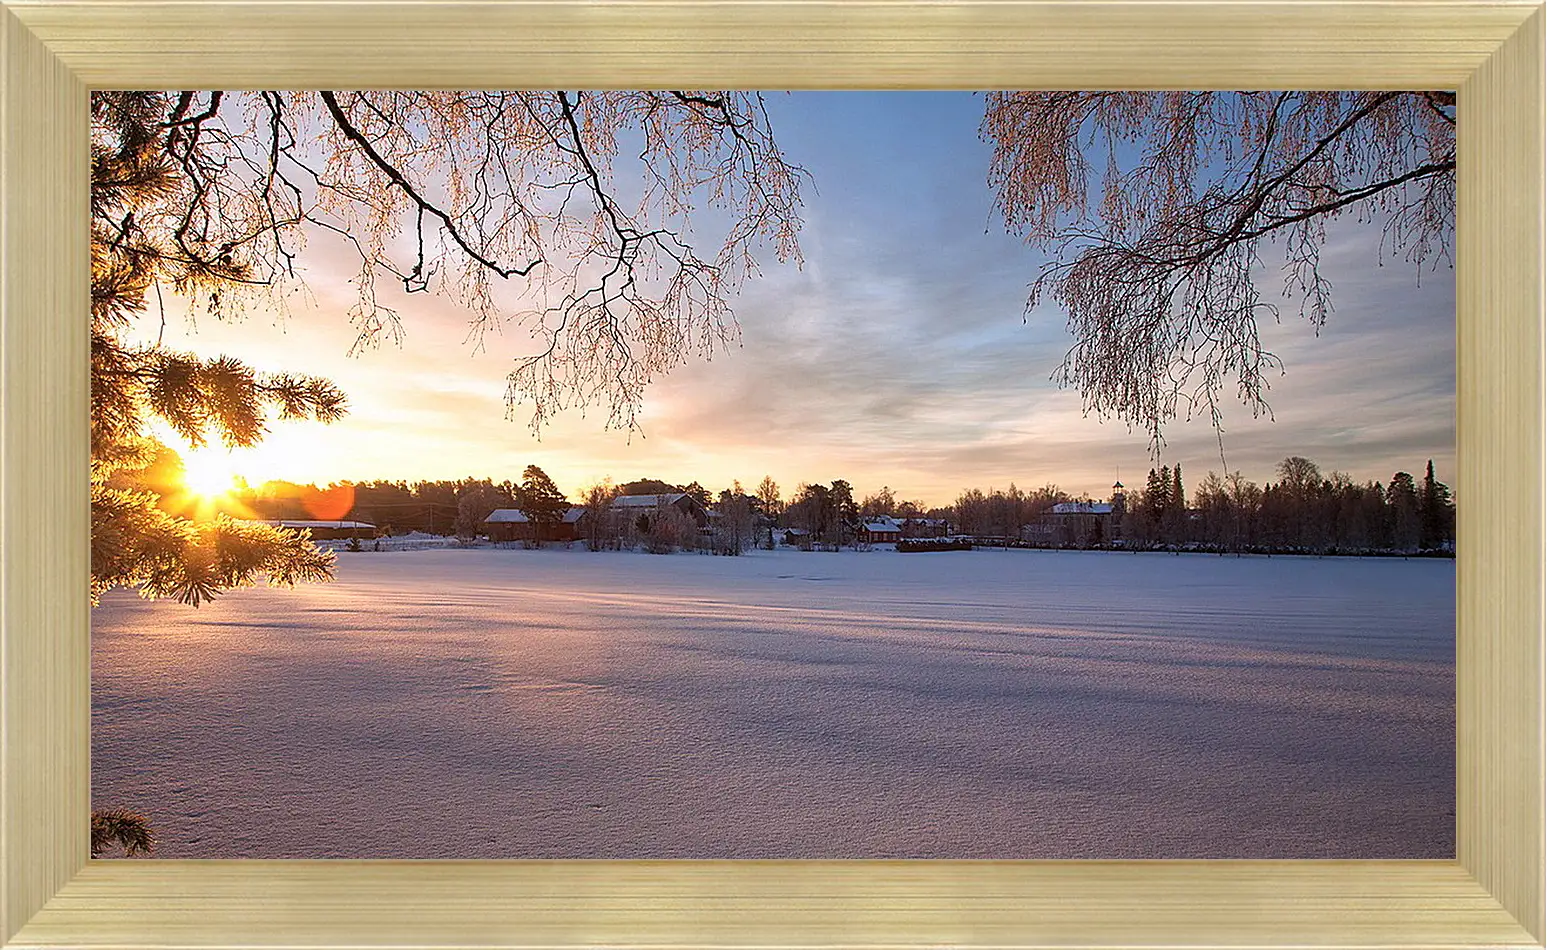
138 92 1456 509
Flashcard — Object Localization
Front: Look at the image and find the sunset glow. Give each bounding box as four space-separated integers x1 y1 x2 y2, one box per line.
179 448 241 499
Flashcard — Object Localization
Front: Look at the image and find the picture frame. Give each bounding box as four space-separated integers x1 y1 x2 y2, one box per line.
1 1 1541 946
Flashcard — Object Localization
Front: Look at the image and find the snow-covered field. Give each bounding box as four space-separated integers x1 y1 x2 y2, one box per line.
92 546 1454 859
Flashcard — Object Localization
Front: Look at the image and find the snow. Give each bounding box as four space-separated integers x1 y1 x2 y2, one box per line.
611 493 689 508
91 546 1454 859
312 532 463 552
483 509 530 523
1050 501 1113 515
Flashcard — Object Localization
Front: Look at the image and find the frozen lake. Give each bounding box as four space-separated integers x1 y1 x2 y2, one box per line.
92 546 1455 858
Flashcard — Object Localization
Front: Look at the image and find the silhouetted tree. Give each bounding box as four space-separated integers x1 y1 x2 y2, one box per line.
756 476 783 519
1420 459 1455 549
714 484 756 555
618 478 681 497
681 481 713 509
579 478 622 551
789 483 835 549
829 480 858 546
454 479 514 539
755 475 783 548
1387 471 1423 551
518 466 568 540
860 486 897 519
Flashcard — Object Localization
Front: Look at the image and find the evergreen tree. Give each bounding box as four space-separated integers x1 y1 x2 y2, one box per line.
90 807 154 858
618 478 681 497
1419 460 1455 549
518 465 569 537
830 480 858 543
91 93 346 608
1165 464 1187 544
1144 468 1166 511
1387 472 1422 551
681 481 713 509
1144 466 1172 539
412 481 459 535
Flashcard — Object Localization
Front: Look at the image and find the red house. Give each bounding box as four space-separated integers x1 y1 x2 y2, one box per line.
857 517 902 544
484 507 585 543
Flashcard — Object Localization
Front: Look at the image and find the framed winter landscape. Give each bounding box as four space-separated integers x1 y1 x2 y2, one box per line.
2 1 1543 949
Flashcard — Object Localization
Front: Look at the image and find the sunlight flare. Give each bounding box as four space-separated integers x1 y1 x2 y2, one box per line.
180 447 241 499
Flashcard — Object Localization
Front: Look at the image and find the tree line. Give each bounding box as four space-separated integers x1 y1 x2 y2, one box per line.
197 453 1455 558
1131 457 1455 555
951 456 1454 556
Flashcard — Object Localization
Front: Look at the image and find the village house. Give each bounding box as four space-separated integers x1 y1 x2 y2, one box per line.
857 516 903 544
781 527 819 551
1023 502 1113 547
483 507 586 543
898 516 950 539
1022 482 1128 547
609 492 708 528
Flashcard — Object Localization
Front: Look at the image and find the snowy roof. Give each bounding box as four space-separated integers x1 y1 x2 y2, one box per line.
262 519 374 529
611 493 688 508
484 509 529 523
485 508 586 524
862 520 901 532
1050 502 1113 515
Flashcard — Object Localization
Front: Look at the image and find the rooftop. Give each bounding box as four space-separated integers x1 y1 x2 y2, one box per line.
485 507 586 523
1050 502 1114 515
611 493 689 508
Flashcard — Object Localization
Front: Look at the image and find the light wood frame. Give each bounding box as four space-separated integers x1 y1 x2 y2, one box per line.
2 1 1542 946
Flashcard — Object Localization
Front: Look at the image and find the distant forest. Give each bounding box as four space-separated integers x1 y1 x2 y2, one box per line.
142 450 1457 558
953 457 1456 556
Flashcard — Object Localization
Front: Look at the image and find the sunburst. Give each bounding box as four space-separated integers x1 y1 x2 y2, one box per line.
180 448 240 499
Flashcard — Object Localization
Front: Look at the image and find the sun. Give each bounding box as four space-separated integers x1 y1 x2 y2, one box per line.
180 448 240 498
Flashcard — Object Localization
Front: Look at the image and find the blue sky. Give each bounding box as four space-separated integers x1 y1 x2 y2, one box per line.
146 92 1456 508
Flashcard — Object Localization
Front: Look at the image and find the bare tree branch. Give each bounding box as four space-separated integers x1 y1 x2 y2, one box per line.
982 91 1455 449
